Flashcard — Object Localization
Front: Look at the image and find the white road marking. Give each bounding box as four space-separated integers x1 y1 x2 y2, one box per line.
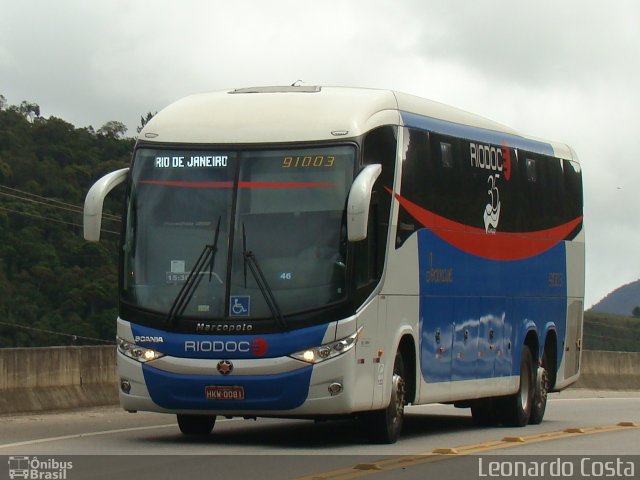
549 397 640 401
0 424 177 449
0 416 244 449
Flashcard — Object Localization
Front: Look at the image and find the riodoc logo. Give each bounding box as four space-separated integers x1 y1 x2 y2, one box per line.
250 337 268 356
469 142 512 180
184 338 268 356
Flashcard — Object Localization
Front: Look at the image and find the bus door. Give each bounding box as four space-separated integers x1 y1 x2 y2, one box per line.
564 300 583 378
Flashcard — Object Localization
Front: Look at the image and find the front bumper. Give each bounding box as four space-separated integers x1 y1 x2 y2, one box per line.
117 347 362 416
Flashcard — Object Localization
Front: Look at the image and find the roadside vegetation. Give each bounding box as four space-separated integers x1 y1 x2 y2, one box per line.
583 311 640 352
0 96 132 346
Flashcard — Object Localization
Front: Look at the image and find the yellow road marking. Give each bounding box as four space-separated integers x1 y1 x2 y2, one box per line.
353 464 382 471
431 447 458 454
295 421 640 480
502 436 525 442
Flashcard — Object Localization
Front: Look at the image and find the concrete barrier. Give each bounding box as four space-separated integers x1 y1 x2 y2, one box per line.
0 347 637 414
0 346 118 415
573 350 640 390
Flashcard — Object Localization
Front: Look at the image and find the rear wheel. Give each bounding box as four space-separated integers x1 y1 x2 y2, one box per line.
177 414 216 435
365 353 406 444
503 347 535 427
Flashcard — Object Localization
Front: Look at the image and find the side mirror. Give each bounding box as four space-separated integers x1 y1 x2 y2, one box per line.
83 168 129 241
347 164 382 242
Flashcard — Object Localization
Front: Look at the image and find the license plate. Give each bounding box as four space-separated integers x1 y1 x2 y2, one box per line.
205 386 245 401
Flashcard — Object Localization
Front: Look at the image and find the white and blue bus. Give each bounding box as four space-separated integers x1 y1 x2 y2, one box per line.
84 86 584 443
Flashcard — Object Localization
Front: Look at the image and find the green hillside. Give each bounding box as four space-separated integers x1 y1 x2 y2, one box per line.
0 99 132 347
589 279 640 316
583 311 640 352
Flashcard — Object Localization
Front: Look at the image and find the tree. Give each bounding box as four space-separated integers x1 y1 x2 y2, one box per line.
98 120 127 139
20 100 40 118
0 157 12 182
0 99 130 347
633 306 640 318
0 94 6 110
137 111 156 133
8 100 41 122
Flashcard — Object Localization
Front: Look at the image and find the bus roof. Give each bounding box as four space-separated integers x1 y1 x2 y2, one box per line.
140 86 576 160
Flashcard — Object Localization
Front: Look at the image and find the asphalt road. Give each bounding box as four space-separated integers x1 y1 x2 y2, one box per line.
1 389 638 480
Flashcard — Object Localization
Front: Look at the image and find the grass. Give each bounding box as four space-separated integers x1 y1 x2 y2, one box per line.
583 311 640 352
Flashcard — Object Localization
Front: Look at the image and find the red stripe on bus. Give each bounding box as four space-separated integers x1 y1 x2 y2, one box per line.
139 180 233 188
388 187 583 261
238 181 335 188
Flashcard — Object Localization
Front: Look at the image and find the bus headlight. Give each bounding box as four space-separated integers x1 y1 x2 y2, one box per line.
117 336 164 363
290 327 362 364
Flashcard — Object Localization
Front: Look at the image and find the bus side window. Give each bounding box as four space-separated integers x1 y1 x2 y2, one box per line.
563 160 583 220
354 205 379 288
526 158 537 183
355 126 397 290
396 128 432 248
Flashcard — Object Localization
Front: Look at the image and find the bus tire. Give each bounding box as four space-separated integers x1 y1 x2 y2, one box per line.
529 352 550 425
177 414 216 435
365 352 405 444
503 347 534 427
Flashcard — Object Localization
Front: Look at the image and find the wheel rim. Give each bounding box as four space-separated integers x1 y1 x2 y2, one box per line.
537 367 548 407
391 372 405 428
520 359 532 411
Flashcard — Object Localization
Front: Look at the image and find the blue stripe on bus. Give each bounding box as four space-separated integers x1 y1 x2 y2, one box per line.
417 227 567 383
401 111 556 156
142 363 313 411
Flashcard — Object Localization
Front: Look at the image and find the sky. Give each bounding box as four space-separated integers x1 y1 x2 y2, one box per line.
1 0 639 308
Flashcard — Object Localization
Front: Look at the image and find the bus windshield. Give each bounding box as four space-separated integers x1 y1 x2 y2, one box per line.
122 145 355 322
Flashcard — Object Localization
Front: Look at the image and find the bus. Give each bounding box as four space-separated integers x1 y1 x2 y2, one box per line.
84 85 584 443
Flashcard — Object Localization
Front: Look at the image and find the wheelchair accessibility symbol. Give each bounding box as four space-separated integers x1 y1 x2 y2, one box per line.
230 296 250 317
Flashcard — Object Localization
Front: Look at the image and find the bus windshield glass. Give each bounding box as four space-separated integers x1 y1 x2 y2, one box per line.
122 146 355 322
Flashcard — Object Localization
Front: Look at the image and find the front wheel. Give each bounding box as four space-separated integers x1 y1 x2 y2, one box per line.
365 353 406 444
177 414 216 435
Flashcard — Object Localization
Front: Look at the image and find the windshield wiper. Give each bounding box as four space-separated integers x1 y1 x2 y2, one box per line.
166 216 222 326
242 223 288 331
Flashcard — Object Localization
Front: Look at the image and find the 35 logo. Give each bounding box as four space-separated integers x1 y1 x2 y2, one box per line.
484 174 501 233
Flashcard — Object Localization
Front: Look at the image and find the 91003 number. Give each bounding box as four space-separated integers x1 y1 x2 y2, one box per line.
282 156 335 168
